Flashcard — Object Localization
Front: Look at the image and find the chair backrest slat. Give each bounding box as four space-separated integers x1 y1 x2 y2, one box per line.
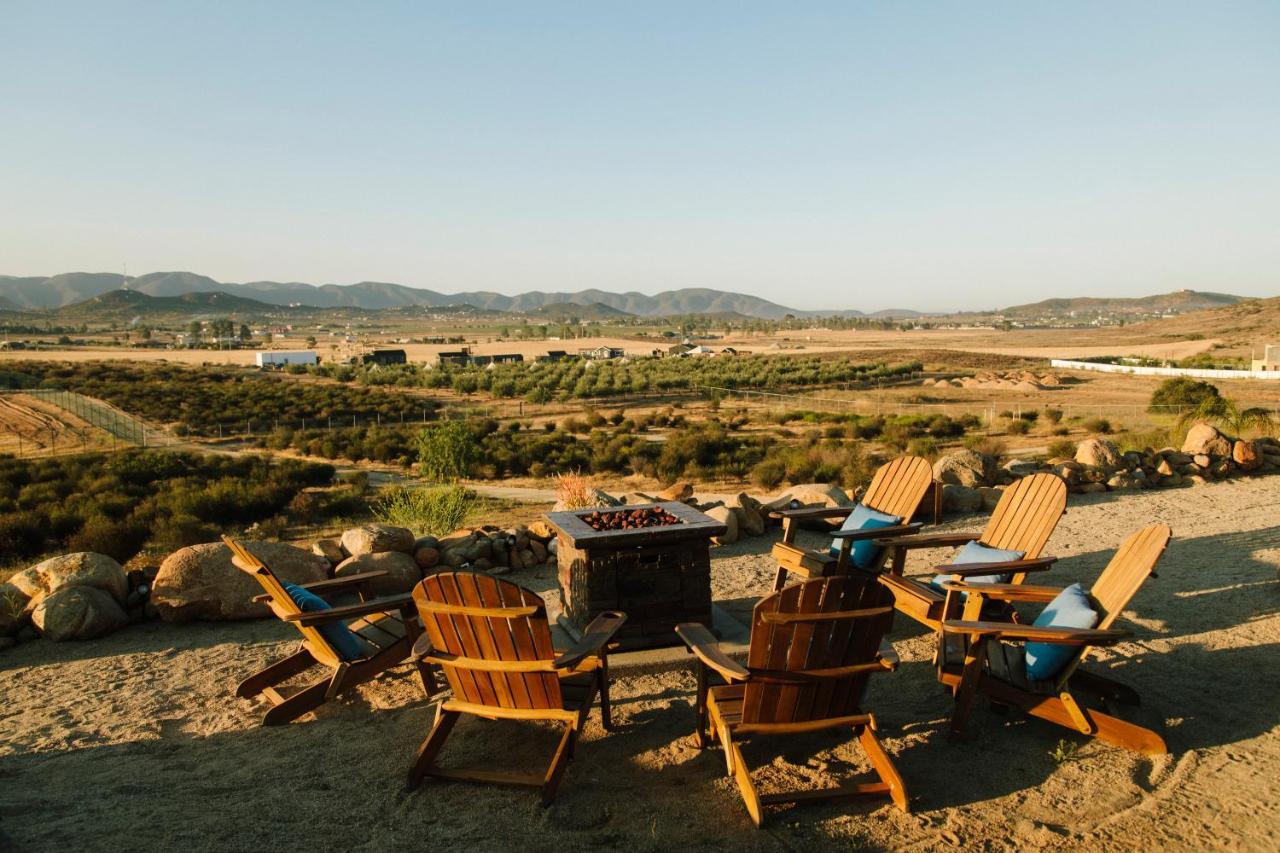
414 572 561 711
981 472 1067 557
1091 524 1171 628
222 535 340 668
742 576 893 725
861 455 934 521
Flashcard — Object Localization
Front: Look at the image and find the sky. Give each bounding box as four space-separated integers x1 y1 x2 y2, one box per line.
2 2 1278 312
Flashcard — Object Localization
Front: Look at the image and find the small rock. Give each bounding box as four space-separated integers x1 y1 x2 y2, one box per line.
1078 482 1107 494
655 482 694 502
413 545 441 570
341 524 415 556
705 506 739 545
530 540 548 563
1233 439 1262 471
312 539 345 566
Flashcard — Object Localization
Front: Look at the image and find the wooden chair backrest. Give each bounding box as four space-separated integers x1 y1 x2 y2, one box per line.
413 571 562 712
742 575 893 725
1052 523 1170 689
860 455 935 521
980 472 1067 557
222 535 342 668
1091 524 1171 629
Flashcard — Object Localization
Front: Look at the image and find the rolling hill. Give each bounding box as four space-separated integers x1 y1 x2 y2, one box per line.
998 290 1244 317
54 290 291 321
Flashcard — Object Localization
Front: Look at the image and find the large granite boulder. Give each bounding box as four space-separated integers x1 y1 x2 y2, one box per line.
311 538 345 566
1182 423 1231 457
333 551 422 596
1233 439 1262 471
933 450 995 488
151 541 329 622
942 484 983 513
32 586 129 641
761 483 853 512
729 493 766 536
0 582 30 635
704 506 739 546
1075 439 1121 470
8 552 128 613
340 524 415 557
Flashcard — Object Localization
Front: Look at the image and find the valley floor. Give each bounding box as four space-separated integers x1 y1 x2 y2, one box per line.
2 477 1278 851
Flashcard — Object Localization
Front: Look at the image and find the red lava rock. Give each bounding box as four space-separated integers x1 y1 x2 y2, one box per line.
580 507 681 532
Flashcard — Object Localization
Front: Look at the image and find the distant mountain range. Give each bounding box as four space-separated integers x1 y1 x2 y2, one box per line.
0 271 1255 322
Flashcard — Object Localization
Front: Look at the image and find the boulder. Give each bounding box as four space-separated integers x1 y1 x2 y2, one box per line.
1003 459 1041 477
340 524 415 556
526 521 555 541
729 493 766 536
976 486 1003 511
941 484 983 514
31 586 129 641
1182 423 1231 458
933 450 995 488
705 506 739 546
1163 451 1193 466
761 483 852 512
1156 458 1175 477
151 541 329 622
1233 440 1262 471
311 539 345 566
333 551 422 596
1074 439 1121 470
656 482 695 502
413 545 440 570
414 535 440 551
1192 454 1211 469
530 540 548 563
9 552 128 611
1107 473 1140 490
0 582 30 635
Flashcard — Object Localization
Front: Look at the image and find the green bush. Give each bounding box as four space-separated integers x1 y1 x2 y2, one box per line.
416 422 478 482
1006 419 1031 435
1047 439 1077 459
1043 407 1064 424
373 485 475 535
1149 378 1219 413
1081 417 1112 435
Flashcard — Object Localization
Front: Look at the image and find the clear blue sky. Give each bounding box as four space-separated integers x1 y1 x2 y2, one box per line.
2 2 1277 311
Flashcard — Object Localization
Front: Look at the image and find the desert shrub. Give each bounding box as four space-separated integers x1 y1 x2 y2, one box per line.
1018 410 1039 422
964 435 1007 459
1006 419 1031 435
1114 427 1171 454
1047 439 1077 459
1149 378 1219 413
1043 407 1064 424
1051 425 1070 436
751 459 786 490
372 485 475 534
552 471 599 510
1081 417 1112 435
906 437 939 459
416 421 477 482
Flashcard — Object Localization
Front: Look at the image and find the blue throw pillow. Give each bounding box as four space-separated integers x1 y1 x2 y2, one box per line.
1024 583 1099 681
829 503 902 570
283 582 370 662
930 540 1025 592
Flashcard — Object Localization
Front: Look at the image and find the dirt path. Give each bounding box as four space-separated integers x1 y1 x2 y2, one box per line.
2 476 1277 850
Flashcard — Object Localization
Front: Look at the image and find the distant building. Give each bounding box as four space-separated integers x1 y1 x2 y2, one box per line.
537 349 568 362
1252 345 1280 372
580 346 624 360
437 349 472 366
359 349 407 366
256 350 317 368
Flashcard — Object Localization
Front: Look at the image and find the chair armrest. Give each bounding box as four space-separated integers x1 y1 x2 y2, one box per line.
937 581 1064 602
553 611 627 670
940 620 1130 645
282 593 414 626
877 531 976 551
830 522 923 541
676 622 750 683
931 556 1057 577
411 633 434 661
252 571 389 603
778 506 856 521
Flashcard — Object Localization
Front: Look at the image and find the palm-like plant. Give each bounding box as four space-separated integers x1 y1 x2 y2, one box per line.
1176 395 1275 438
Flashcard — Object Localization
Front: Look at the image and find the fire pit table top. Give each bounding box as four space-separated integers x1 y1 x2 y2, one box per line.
545 501 727 549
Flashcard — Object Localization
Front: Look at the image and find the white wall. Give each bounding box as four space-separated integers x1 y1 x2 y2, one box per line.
1051 359 1280 380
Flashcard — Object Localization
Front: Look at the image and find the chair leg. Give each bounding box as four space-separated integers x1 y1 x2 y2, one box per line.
540 723 578 807
858 726 909 812
726 734 763 827
949 637 990 738
772 566 789 592
597 657 613 730
416 659 439 698
406 706 460 791
260 677 330 726
692 665 710 748
236 649 315 699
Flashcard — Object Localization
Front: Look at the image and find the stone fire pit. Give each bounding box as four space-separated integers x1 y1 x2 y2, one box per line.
545 502 726 650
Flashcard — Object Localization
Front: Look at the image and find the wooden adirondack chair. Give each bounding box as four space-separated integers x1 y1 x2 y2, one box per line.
676 575 909 827
223 535 433 726
771 455 935 592
406 571 626 806
877 472 1067 631
936 524 1171 754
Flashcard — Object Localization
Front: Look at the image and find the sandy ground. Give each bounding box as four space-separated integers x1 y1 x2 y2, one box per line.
2 477 1279 851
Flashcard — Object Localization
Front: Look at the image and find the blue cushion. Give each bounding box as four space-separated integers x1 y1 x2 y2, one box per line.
829 503 902 570
929 540 1025 592
283 582 370 662
1025 583 1099 681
